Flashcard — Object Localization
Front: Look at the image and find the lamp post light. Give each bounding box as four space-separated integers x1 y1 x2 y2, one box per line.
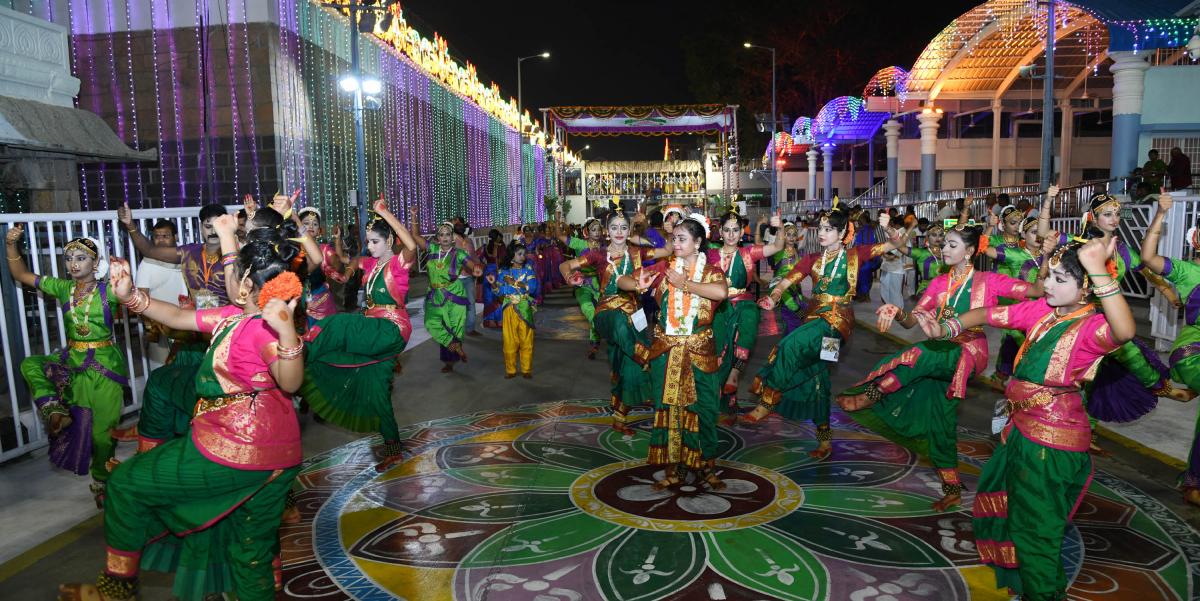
745 42 777 211
325 0 395 242
517 52 550 223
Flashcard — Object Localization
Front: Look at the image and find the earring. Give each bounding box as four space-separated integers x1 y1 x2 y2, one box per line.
234 287 250 306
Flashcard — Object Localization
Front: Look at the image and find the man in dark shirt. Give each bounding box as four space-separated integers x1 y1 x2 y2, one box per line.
1169 147 1193 191
1144 149 1168 190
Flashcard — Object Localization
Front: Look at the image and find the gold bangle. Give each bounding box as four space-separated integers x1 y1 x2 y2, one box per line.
277 340 304 360
7 255 22 262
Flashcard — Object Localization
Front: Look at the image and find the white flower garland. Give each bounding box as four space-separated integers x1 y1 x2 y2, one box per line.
665 252 706 336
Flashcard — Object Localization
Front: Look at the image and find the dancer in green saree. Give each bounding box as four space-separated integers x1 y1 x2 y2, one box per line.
57 232 307 601
1036 191 1189 420
765 220 809 335
412 221 483 373
558 217 604 358
917 237 1134 601
7 230 128 507
837 223 1048 511
561 212 671 433
709 210 784 423
302 199 417 470
1138 191 1200 507
744 202 903 460
617 216 729 489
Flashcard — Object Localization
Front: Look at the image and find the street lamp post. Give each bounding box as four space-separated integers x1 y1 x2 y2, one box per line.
326 1 394 242
517 52 550 223
745 43 777 211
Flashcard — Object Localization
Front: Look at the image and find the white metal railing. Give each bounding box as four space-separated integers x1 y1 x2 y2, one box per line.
0 205 239 464
790 193 1200 348
854 178 890 206
0 206 513 464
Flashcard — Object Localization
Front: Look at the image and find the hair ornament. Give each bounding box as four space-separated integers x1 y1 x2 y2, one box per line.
685 213 710 237
66 237 109 278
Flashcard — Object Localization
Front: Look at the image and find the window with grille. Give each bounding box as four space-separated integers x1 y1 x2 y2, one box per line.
1151 137 1200 190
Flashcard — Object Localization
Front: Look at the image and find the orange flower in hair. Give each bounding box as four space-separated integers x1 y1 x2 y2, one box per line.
903 214 917 229
843 221 856 246
290 249 307 271
257 271 303 309
976 234 989 254
1106 259 1118 281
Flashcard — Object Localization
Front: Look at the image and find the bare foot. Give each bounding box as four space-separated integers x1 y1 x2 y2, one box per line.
931 493 962 512
1184 488 1200 507
1158 382 1195 403
740 406 770 424
808 443 832 461
652 474 683 490
48 413 72 437
837 392 873 411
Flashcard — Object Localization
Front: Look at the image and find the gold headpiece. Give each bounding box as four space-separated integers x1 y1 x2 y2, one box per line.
64 238 99 258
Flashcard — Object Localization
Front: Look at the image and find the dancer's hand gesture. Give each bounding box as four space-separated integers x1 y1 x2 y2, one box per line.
878 212 891 229
213 214 238 241
876 304 901 333
1040 233 1058 256
664 267 686 289
373 195 391 216
108 258 133 301
913 309 943 339
485 274 496 285
5 223 23 245
243 194 258 221
636 270 656 292
263 297 298 333
1077 237 1117 273
769 211 782 228
271 189 300 215
758 295 777 311
568 272 584 287
1159 189 1174 212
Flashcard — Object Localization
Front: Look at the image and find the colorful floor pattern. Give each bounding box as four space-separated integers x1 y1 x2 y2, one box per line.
280 399 1200 600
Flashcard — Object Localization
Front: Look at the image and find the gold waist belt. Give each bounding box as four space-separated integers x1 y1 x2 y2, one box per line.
813 293 853 305
194 391 258 417
69 339 114 351
728 287 748 296
506 294 527 304
429 282 448 290
367 302 398 310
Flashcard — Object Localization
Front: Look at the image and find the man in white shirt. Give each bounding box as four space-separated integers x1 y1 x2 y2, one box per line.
134 220 187 369
878 210 907 308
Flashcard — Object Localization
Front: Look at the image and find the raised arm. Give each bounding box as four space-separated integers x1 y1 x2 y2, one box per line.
108 258 199 332
211 215 242 303
373 198 419 262
262 297 304 393
118 203 181 263
759 213 786 257
1082 238 1136 343
409 219 429 251
1036 185 1059 240
4 225 37 288
1140 190 1170 275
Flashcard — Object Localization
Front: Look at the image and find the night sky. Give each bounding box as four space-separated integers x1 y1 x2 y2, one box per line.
402 1 980 160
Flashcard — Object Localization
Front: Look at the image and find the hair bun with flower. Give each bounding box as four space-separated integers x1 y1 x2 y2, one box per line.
257 271 303 310
685 213 710 237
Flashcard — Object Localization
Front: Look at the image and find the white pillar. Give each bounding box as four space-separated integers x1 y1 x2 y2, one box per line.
917 108 943 196
883 119 901 198
1058 99 1074 187
806 148 818 201
991 100 1003 187
1109 51 1150 179
822 143 835 200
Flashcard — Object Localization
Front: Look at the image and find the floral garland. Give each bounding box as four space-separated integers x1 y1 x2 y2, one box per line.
665 252 706 336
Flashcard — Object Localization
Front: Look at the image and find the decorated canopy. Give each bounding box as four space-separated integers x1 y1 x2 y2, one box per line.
813 96 889 144
544 104 737 137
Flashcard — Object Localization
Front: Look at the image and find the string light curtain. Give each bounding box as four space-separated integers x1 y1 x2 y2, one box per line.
30 0 548 228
